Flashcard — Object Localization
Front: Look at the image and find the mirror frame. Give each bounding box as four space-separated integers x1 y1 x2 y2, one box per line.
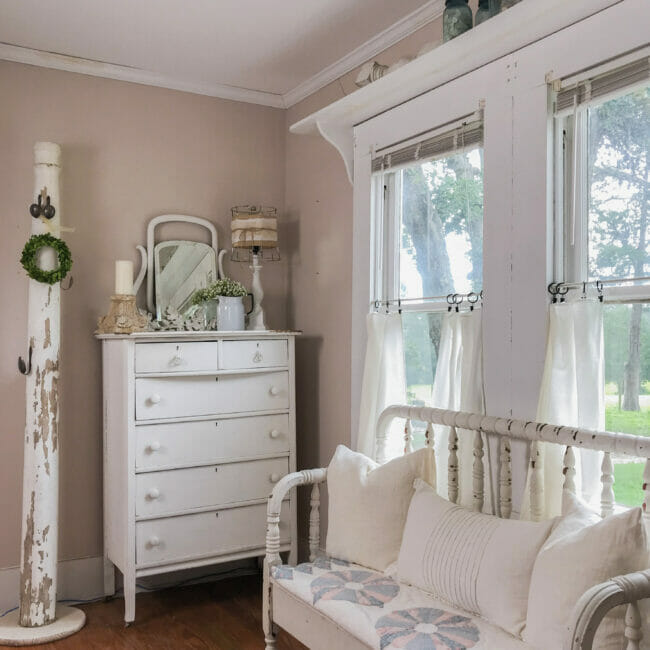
146 214 218 314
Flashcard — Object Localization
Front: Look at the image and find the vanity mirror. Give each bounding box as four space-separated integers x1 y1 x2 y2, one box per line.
154 240 216 318
137 214 226 321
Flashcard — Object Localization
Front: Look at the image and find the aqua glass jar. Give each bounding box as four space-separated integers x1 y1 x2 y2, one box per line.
475 0 491 25
477 0 502 24
443 0 473 42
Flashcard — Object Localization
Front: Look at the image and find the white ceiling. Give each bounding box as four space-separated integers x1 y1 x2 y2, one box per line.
0 0 439 107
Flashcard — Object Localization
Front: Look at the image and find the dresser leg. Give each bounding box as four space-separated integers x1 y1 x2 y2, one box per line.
124 576 136 625
103 556 115 599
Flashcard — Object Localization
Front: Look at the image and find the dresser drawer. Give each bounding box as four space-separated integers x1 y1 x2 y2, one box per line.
136 457 289 517
136 414 290 470
136 502 291 566
135 342 218 374
135 371 289 420
220 339 288 370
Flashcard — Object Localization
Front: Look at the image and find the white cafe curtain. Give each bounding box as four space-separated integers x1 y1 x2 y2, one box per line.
357 312 407 460
431 308 490 511
521 299 604 519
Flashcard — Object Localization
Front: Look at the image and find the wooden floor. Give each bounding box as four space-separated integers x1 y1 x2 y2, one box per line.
13 575 306 650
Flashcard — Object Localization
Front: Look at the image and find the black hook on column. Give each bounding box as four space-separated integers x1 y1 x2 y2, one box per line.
18 345 33 375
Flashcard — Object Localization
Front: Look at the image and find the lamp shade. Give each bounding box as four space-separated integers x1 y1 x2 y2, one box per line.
231 205 278 250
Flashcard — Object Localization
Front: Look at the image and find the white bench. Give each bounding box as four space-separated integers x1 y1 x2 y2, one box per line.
263 406 650 650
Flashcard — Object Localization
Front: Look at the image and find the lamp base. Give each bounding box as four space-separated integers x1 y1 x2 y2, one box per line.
0 606 86 646
96 294 149 334
248 254 267 331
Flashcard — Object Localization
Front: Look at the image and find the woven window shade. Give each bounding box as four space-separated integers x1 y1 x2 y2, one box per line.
555 56 649 116
371 119 484 174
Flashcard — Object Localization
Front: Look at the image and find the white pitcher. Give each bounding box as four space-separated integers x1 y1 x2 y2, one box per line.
216 296 246 331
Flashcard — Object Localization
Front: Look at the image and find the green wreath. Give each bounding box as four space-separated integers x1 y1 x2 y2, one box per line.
20 233 72 285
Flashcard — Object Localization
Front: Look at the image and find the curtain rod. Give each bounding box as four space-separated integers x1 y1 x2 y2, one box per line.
548 277 650 303
373 290 483 312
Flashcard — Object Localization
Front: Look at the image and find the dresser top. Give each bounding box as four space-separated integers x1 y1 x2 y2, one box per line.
96 330 301 341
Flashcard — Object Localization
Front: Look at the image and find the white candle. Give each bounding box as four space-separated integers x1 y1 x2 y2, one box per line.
115 260 134 295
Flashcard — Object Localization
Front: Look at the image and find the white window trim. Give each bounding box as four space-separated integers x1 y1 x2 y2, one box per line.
350 1 647 515
556 70 650 301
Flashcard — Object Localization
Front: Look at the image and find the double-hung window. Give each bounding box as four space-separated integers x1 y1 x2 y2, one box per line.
556 54 650 506
371 116 484 448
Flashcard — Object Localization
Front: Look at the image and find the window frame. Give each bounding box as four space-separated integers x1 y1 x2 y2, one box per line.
555 57 650 302
372 124 485 316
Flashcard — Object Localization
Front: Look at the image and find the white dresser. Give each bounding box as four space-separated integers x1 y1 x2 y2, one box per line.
98 331 298 623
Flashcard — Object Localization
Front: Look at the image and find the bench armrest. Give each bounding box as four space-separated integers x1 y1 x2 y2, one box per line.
565 569 650 649
265 468 328 567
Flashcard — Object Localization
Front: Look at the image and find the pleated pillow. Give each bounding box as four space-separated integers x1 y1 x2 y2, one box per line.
398 479 554 638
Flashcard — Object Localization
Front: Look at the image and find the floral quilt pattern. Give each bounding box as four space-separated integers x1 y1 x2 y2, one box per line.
376 608 480 649
272 557 527 650
311 569 400 606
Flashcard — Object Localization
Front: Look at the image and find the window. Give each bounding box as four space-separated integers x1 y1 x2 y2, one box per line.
558 58 650 506
373 118 484 447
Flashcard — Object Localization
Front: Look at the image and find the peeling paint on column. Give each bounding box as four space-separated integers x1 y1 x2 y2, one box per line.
43 318 51 349
19 492 36 626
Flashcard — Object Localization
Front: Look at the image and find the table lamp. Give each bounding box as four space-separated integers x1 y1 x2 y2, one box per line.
231 205 280 330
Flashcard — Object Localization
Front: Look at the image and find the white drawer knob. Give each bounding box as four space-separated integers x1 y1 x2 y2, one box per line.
149 394 161 405
253 351 263 363
269 386 280 396
147 488 161 500
147 441 161 452
148 536 161 548
170 354 183 367
269 429 280 439
270 473 281 483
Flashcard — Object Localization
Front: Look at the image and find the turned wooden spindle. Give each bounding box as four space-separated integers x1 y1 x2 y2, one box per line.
404 419 413 455
600 452 615 519
308 483 321 562
472 430 485 512
448 426 459 504
530 441 544 522
499 437 512 519
563 445 577 495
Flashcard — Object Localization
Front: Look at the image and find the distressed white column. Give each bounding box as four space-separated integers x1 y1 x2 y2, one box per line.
19 142 62 627
0 143 85 644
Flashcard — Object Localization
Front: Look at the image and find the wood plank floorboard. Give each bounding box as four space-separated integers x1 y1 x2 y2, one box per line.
3 575 306 650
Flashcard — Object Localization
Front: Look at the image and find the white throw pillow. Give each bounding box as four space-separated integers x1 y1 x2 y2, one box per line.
325 445 435 572
397 479 554 638
523 491 649 650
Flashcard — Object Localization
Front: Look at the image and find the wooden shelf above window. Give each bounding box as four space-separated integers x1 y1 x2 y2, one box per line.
289 0 625 183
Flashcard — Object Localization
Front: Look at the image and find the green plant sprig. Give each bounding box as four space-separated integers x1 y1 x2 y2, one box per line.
191 278 248 304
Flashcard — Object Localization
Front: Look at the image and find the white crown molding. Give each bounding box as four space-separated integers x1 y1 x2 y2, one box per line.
281 0 446 108
0 42 285 109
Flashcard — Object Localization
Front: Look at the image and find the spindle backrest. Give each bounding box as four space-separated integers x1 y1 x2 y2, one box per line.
376 405 650 521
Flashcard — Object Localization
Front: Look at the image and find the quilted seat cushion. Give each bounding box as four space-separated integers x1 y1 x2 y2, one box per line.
271 557 532 650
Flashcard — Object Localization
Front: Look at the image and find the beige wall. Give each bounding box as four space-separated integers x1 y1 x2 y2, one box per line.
285 11 462 473
0 4 477 569
0 61 286 568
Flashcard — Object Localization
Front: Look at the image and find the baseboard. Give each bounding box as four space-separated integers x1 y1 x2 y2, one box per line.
0 556 259 617
0 556 105 616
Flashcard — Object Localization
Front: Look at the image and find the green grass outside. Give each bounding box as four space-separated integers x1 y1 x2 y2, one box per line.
613 462 645 507
605 404 650 436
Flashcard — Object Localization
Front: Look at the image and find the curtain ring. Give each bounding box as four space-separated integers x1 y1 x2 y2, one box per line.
596 280 604 303
557 283 569 303
447 293 454 312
